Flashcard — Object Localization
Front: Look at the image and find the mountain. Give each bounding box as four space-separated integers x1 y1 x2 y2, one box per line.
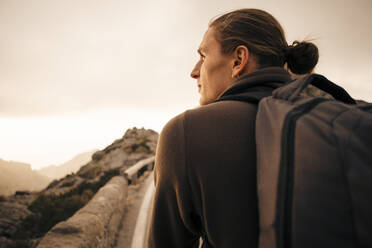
37 150 98 180
0 160 50 196
0 127 159 248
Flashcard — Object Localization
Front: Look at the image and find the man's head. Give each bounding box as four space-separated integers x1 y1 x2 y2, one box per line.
190 27 253 105
191 9 319 105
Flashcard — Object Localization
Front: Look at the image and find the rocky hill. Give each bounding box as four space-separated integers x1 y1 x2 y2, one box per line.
0 160 50 196
0 127 158 248
37 150 98 180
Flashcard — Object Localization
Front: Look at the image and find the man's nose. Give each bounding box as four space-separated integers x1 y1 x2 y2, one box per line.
190 61 201 79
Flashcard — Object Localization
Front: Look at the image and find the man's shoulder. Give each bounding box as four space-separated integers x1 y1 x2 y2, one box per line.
185 100 257 123
162 100 257 136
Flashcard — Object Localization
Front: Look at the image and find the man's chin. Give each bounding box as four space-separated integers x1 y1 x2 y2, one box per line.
199 99 206 106
199 97 213 106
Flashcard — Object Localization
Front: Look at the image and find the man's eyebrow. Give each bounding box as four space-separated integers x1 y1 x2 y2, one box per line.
197 48 205 55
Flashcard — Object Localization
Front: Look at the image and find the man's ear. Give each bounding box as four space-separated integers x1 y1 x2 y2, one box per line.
231 45 250 78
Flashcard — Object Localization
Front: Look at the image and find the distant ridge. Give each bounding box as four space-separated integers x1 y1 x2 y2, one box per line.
0 150 97 196
37 150 98 180
0 159 50 196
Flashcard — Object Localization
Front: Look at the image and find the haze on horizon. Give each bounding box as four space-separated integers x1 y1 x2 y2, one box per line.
0 0 371 169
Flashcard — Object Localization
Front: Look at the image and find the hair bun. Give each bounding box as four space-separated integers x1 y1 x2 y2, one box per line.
286 41 319 75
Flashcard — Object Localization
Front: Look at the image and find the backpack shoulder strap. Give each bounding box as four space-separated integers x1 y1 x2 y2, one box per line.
273 74 356 104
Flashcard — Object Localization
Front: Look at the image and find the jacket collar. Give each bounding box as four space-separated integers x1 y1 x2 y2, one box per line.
216 67 292 103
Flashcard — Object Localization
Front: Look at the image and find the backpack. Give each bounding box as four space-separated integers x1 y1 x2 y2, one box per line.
255 74 372 248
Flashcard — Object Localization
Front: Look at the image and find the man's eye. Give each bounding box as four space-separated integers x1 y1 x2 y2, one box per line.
200 55 205 61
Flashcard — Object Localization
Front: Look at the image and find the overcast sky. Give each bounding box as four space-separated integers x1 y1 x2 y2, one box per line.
1 0 371 169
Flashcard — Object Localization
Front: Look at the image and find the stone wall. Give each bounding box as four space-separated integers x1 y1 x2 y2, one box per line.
37 176 128 248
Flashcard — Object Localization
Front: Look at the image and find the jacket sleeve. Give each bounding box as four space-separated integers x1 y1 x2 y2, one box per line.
148 113 200 248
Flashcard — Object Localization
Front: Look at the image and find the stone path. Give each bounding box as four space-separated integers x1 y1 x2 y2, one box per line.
115 171 154 248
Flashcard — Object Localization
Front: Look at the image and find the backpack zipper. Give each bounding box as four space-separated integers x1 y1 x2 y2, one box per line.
276 98 329 248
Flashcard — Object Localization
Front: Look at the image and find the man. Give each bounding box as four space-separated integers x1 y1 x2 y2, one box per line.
148 9 318 247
